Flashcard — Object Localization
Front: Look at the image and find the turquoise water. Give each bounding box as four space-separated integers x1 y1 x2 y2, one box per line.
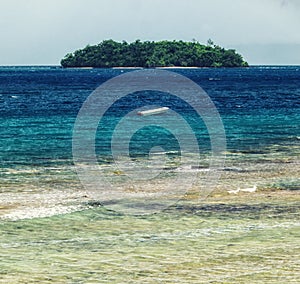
0 66 299 191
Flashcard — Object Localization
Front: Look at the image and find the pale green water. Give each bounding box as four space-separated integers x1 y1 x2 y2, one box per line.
1 141 299 282
1 199 299 283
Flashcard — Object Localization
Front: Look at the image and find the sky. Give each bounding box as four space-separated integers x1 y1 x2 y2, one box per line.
0 0 300 65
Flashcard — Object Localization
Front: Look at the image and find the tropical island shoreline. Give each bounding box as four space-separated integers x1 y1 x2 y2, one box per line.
61 39 249 68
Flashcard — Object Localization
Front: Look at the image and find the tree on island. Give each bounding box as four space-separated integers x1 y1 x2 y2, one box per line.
61 40 248 68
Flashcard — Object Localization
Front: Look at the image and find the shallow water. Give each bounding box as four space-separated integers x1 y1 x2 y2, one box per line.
1 199 299 283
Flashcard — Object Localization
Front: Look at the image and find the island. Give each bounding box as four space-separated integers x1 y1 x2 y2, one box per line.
60 39 248 68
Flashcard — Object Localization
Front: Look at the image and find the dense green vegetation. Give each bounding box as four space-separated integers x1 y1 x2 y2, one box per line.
61 39 248 68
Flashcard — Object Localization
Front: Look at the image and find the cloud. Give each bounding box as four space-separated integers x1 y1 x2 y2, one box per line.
280 0 300 8
0 0 299 64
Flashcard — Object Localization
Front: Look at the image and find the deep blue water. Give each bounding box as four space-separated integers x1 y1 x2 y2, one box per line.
0 66 299 168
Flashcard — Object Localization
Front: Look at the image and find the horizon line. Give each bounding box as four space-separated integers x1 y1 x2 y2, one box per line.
1 64 300 67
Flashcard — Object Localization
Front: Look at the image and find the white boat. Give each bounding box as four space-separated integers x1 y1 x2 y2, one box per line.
137 107 169 116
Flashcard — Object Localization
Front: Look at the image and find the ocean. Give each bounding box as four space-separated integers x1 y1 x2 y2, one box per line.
0 66 299 283
0 66 299 196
